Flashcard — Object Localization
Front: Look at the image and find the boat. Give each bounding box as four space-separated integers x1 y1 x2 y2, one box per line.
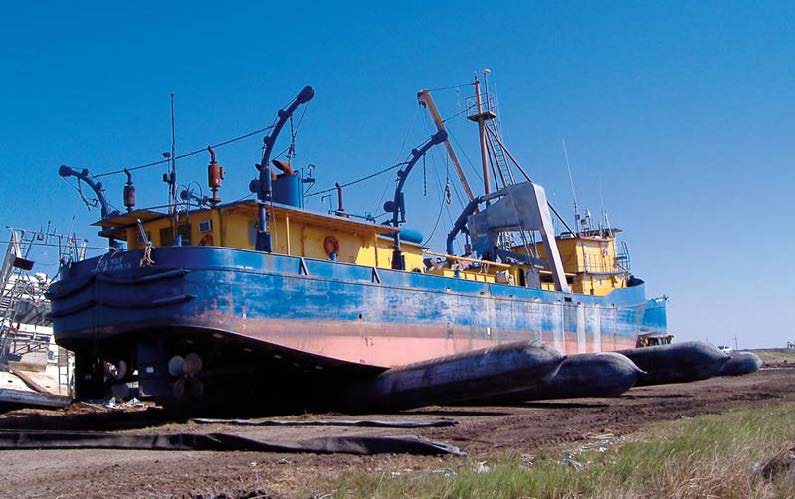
0 229 73 408
48 74 668 409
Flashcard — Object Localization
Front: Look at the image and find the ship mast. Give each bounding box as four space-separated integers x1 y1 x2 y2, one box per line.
468 70 497 196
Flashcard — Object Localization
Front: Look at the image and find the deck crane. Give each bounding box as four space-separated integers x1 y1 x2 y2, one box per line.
58 165 122 249
250 85 315 252
383 130 448 270
417 90 475 202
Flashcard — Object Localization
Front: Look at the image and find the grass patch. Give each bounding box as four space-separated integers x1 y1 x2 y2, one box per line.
324 403 795 498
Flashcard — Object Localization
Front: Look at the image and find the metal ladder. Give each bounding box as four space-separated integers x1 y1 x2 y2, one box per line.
0 232 32 366
0 230 57 366
615 241 632 273
489 131 515 189
57 346 73 396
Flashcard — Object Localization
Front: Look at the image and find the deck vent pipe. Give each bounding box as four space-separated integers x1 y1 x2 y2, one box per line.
335 182 347 217
207 146 224 206
123 169 136 213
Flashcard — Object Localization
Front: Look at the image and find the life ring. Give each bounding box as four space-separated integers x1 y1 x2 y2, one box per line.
323 236 339 255
199 234 214 247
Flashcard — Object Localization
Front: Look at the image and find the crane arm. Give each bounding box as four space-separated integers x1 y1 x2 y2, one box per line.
385 130 448 227
252 85 315 202
417 90 475 202
250 85 314 252
58 165 116 219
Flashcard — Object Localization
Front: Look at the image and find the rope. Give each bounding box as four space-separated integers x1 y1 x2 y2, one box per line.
422 193 446 246
421 166 447 246
441 108 468 123
422 150 459 246
424 82 475 93
61 177 96 211
94 124 275 178
422 154 427 196
446 126 483 182
375 107 420 214
306 161 408 198
140 244 155 267
285 101 310 161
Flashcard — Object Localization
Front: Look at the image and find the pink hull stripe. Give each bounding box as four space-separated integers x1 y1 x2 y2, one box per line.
182 315 638 368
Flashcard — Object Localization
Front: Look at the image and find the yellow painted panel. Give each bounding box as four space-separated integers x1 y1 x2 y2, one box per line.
219 211 253 250
123 204 455 280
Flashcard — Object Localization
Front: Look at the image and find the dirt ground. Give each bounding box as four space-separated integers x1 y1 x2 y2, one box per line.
0 368 793 498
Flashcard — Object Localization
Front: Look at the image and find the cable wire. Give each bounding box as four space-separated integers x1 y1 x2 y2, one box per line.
446 126 483 182
306 161 408 198
94 124 275 178
424 82 475 93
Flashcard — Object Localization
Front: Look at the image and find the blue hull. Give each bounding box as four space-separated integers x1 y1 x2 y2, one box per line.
51 246 665 362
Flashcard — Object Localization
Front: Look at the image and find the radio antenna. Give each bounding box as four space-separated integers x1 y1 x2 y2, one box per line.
598 177 612 235
169 93 177 215
561 138 579 235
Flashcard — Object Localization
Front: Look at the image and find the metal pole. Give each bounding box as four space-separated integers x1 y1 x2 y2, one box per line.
474 77 491 196
169 93 179 244
482 69 491 113
170 93 177 214
561 139 579 235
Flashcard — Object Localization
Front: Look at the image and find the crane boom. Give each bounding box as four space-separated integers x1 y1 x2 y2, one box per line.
417 90 475 202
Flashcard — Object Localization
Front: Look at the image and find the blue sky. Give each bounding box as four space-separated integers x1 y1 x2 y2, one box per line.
1 2 793 347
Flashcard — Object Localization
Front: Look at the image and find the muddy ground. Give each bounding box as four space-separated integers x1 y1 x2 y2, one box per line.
0 368 793 498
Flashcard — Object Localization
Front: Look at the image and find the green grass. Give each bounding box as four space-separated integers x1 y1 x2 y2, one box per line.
323 403 795 498
753 349 795 363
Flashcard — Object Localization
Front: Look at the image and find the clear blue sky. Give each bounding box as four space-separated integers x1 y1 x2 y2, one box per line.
1 2 793 348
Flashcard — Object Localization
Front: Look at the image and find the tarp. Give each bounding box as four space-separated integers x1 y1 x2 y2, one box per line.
191 418 458 428
0 430 466 456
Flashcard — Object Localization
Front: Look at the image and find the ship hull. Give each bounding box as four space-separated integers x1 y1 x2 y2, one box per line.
48 246 666 403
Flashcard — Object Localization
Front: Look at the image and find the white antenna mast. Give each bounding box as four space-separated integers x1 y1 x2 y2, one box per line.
597 177 614 236
599 178 607 234
561 138 579 234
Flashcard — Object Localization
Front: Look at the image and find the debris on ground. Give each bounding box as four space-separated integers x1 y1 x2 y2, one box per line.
756 446 795 480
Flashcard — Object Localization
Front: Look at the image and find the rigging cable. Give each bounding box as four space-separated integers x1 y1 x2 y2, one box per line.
287 115 296 161
421 178 446 246
441 108 469 123
94 124 275 178
284 100 311 162
421 150 453 246
306 161 409 198
422 153 427 196
374 106 420 214
424 82 475 93
446 126 483 182
61 177 95 212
